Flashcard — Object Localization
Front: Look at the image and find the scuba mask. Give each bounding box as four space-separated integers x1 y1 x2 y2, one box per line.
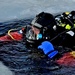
25 26 42 42
25 25 49 44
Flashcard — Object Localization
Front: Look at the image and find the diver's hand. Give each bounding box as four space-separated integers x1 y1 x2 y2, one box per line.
38 41 58 58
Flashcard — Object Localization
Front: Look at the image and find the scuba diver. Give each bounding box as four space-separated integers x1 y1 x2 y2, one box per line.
24 11 75 48
24 11 75 59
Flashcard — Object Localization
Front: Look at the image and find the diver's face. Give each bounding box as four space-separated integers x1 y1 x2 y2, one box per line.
32 26 40 35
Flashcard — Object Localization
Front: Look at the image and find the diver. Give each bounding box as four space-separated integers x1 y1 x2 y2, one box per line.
17 12 59 61
23 11 74 52
23 12 60 70
24 11 75 47
2 11 74 59
23 11 75 59
23 12 57 47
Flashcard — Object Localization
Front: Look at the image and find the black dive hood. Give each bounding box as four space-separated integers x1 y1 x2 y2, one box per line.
31 12 56 29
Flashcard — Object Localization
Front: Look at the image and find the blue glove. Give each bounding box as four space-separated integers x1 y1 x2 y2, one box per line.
38 41 58 58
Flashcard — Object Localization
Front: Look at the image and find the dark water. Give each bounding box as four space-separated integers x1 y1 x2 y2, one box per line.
0 19 75 75
0 18 32 35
